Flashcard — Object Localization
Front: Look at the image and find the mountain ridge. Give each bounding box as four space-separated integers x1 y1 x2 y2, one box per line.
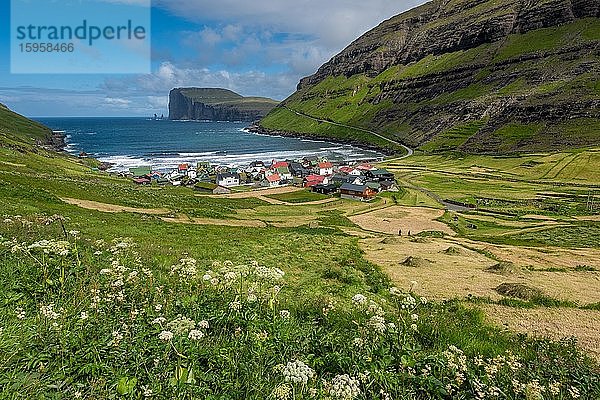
260 0 600 154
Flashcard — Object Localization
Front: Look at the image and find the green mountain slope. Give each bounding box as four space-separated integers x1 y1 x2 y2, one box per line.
169 88 279 121
0 103 55 152
260 0 600 154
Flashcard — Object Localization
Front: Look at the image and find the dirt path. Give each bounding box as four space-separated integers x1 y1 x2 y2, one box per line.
61 198 169 215
200 186 302 199
257 195 339 206
160 214 266 228
478 304 600 361
350 206 455 236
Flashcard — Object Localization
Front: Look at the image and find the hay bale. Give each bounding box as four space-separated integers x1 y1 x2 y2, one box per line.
443 246 462 255
486 261 519 275
401 256 433 268
495 283 542 300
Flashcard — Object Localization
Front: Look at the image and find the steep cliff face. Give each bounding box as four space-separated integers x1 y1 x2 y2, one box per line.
261 0 600 153
169 88 278 122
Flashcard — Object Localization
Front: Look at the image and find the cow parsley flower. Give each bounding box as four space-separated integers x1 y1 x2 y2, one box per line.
329 374 361 399
280 310 291 319
188 329 204 340
282 360 315 385
351 294 367 306
368 315 386 334
166 315 195 335
198 320 209 329
271 383 291 400
158 330 173 341
40 303 60 320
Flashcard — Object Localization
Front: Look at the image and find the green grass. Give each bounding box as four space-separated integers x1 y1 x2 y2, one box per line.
419 120 486 152
265 189 330 203
1 107 600 398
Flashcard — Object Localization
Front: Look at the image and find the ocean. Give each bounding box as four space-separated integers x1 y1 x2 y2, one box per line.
35 117 382 171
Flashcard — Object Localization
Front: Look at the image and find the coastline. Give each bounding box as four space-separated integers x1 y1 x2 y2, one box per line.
247 123 396 156
46 130 68 152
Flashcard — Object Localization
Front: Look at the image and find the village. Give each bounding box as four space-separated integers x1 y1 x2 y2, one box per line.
125 157 399 201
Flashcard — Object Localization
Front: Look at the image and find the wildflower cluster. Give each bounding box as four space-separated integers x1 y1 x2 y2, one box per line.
282 360 315 385
329 374 361 399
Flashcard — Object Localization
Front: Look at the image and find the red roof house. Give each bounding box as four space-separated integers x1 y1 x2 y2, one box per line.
304 174 326 187
271 161 289 169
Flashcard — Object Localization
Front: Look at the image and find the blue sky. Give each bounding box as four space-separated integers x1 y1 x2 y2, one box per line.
0 0 425 117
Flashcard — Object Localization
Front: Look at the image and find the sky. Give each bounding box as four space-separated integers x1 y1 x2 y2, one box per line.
0 0 425 117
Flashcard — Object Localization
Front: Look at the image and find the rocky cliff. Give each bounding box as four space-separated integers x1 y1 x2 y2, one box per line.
260 0 600 153
169 88 278 122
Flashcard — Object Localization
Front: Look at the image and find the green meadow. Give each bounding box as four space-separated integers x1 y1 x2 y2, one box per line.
0 107 599 398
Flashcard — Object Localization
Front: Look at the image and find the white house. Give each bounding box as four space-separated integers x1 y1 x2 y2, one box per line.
187 169 198 179
318 162 334 176
217 173 240 187
263 173 281 187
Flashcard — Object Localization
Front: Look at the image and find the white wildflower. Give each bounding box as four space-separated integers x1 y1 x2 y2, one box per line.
198 320 209 329
151 316 166 325
351 294 367 306
280 310 291 319
15 307 26 320
549 381 560 396
158 330 174 341
80 311 88 320
40 303 60 320
166 315 196 335
411 313 419 321
329 374 361 400
271 383 291 400
188 329 204 340
282 360 315 385
368 315 386 334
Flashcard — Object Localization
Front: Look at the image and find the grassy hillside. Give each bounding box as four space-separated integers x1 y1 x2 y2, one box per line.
261 15 600 154
0 103 54 151
0 106 599 398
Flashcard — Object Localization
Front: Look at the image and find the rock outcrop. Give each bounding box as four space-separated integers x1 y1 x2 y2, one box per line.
169 88 278 122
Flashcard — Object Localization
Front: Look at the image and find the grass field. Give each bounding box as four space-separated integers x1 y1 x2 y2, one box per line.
1 108 599 398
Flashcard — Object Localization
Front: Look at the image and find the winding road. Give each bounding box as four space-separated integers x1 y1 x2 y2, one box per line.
283 106 413 160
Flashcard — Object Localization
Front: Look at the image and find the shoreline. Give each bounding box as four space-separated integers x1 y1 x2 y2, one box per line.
247 123 396 156
55 121 385 172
